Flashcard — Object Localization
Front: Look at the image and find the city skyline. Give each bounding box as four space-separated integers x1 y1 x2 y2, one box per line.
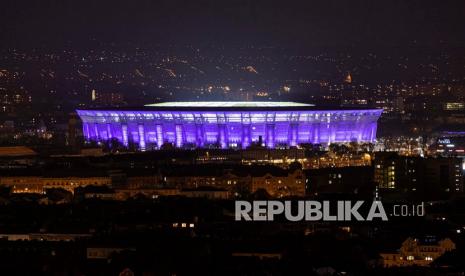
1 1 465 275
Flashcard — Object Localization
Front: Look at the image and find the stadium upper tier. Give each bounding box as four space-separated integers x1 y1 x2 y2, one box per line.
77 101 383 150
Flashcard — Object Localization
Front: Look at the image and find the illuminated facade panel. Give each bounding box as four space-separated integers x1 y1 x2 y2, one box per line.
77 102 383 150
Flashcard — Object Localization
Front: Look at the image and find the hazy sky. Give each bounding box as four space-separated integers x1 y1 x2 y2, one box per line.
2 0 465 49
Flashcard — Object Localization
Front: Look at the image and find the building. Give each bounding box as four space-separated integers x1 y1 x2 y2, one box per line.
0 146 37 157
162 164 306 198
373 153 463 197
67 112 82 149
87 247 135 260
249 167 305 197
429 134 465 157
0 164 306 198
0 233 92 242
0 169 111 194
381 237 456 267
91 90 125 106
114 188 180 200
180 187 230 199
77 101 383 150
305 166 374 195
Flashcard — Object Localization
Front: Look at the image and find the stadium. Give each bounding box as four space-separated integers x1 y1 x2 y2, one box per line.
76 102 383 150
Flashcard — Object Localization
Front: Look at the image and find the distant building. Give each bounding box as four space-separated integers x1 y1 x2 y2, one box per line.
91 90 125 106
344 72 352 84
180 187 230 199
80 186 116 200
0 164 305 199
87 247 135 260
305 166 373 195
114 188 180 200
80 147 105 156
443 102 465 111
373 153 463 197
249 168 305 197
429 134 465 157
163 165 306 198
381 237 456 267
0 146 37 157
0 233 91 241
0 169 111 194
67 112 82 149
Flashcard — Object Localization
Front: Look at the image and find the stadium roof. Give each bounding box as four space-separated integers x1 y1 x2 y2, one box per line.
145 101 314 108
79 101 383 112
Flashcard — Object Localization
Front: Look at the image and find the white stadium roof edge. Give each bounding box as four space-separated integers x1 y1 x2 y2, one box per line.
144 101 315 108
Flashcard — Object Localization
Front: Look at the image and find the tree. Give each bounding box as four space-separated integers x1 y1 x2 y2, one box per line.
328 143 340 154
127 139 140 152
349 140 359 153
160 142 175 150
232 182 251 199
103 138 125 153
44 188 73 203
251 188 271 200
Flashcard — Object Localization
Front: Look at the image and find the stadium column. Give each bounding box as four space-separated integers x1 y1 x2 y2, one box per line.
83 123 91 140
330 112 337 144
327 124 332 145
370 122 376 143
217 123 228 149
155 124 163 148
242 124 251 148
288 123 297 147
106 123 112 139
175 124 184 148
93 123 100 141
357 116 364 142
138 124 146 151
122 123 129 146
195 123 204 147
360 113 370 143
313 122 320 144
266 123 275 148
241 112 251 149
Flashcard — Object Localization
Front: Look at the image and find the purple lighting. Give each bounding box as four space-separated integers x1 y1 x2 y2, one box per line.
76 102 383 149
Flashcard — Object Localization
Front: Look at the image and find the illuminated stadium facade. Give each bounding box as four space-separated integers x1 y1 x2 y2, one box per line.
76 102 383 150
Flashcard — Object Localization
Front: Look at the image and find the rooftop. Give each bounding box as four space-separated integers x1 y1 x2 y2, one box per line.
0 146 37 157
145 101 314 108
78 101 383 112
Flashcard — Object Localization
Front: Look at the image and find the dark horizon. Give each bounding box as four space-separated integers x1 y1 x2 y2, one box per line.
2 0 465 51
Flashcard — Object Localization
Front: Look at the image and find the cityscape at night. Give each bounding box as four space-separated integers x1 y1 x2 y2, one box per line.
1 0 465 275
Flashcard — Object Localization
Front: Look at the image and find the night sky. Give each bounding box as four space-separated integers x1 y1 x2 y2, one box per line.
1 0 465 49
